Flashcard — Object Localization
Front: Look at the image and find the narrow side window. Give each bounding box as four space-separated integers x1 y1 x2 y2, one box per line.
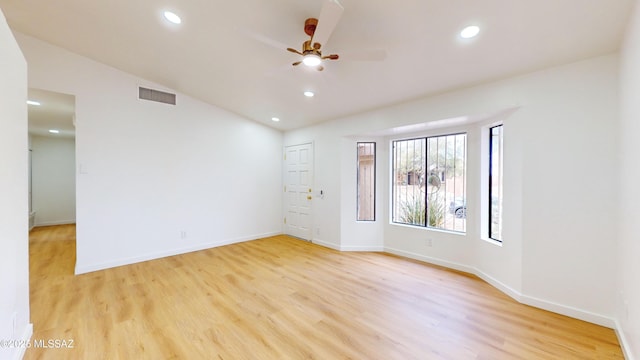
489 125 503 241
357 142 376 221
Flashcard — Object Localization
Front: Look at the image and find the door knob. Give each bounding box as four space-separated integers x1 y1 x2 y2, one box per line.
307 195 312 200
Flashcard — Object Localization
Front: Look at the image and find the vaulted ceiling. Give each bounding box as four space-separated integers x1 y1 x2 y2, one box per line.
0 0 634 130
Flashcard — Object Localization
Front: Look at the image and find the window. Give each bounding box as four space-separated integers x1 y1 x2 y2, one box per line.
357 142 376 221
392 133 466 232
489 125 503 241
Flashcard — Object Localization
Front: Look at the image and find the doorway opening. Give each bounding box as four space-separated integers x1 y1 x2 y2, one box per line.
27 88 77 269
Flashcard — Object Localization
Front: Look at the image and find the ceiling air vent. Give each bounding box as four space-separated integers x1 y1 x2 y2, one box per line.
138 87 176 105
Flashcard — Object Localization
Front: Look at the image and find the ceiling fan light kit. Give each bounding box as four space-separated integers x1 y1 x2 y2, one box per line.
302 54 322 67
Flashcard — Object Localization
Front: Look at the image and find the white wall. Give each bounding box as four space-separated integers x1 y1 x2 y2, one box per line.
618 1 640 358
517 54 618 323
285 54 619 327
0 9 32 360
15 33 284 274
31 135 76 226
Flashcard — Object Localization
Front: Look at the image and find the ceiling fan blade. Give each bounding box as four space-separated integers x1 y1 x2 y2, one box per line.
241 29 290 51
287 48 303 55
339 49 387 61
311 0 344 49
292 61 302 66
322 54 339 60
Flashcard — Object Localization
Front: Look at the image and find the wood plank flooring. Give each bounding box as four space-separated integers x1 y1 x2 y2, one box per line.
25 224 623 359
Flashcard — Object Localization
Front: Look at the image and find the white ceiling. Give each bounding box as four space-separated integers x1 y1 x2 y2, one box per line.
1 0 634 131
27 88 75 138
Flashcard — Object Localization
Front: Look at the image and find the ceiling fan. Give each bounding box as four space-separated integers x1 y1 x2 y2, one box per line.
286 0 344 71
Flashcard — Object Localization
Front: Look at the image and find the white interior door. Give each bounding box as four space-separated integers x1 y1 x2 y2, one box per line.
284 143 313 240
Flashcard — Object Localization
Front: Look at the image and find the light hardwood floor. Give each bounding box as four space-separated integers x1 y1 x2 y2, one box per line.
25 224 623 359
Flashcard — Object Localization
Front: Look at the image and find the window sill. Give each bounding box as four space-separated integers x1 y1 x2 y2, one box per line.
480 237 503 247
389 222 466 237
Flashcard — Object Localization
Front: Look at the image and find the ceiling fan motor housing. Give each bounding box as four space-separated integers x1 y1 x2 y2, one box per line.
304 18 318 37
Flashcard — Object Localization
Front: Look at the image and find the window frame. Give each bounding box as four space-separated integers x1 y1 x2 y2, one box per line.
391 136 426 227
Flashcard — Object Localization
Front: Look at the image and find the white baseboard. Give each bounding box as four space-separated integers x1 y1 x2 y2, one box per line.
340 245 384 252
75 231 281 274
519 294 615 328
311 238 341 250
472 267 522 301
312 238 384 252
614 319 636 360
11 323 33 360
384 246 475 274
34 220 76 227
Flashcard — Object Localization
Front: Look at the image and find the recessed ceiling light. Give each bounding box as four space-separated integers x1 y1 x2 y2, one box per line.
48 129 60 134
163 11 182 24
460 25 480 39
27 100 41 106
271 117 280 122
304 91 315 97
